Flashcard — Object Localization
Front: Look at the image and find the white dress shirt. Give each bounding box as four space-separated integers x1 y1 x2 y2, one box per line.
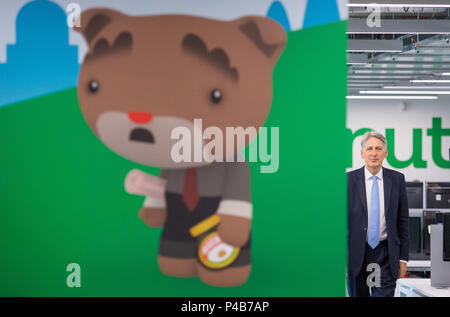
364 167 387 242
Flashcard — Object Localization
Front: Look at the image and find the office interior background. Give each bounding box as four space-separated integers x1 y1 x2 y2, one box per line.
346 0 450 297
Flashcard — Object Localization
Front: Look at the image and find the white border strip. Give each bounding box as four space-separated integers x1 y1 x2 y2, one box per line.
217 199 253 219
143 196 166 208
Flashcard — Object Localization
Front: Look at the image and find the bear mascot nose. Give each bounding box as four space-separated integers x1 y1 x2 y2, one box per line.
128 112 153 124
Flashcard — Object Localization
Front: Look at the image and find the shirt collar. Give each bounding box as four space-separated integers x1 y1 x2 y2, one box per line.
364 166 383 181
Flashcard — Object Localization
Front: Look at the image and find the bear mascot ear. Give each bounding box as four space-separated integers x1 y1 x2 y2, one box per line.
73 8 126 44
235 16 287 65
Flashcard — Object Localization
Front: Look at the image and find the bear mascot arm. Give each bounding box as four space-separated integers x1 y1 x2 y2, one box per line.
216 160 252 247
138 169 169 228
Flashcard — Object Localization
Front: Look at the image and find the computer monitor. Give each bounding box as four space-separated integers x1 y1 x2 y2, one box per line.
406 182 423 209
444 213 450 262
430 224 450 287
423 210 441 255
427 183 450 209
409 217 421 254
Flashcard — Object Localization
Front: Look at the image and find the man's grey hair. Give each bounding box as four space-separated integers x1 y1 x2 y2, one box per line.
361 131 387 149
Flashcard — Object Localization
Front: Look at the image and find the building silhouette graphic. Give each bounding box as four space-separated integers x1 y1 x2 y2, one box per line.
303 0 340 28
267 1 291 32
267 0 341 32
0 0 79 107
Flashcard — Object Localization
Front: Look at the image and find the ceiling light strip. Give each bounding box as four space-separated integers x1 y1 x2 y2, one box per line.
346 96 438 100
348 4 450 8
411 80 450 83
384 86 450 89
360 90 450 94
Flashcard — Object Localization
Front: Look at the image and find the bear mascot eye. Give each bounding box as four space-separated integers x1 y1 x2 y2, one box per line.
210 89 222 104
88 80 100 93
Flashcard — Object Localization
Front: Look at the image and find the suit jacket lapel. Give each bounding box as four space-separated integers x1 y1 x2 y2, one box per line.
356 167 368 224
383 168 392 217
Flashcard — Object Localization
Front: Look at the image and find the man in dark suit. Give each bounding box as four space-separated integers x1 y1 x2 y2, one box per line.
347 131 409 297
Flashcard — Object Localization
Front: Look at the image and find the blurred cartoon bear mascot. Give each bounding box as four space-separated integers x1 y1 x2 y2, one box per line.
75 9 286 287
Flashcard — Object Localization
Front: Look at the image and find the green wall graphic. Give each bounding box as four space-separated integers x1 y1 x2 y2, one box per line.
0 21 347 296
428 117 450 169
346 117 450 170
386 129 427 169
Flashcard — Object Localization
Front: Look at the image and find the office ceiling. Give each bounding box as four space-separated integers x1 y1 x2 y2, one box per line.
347 0 450 98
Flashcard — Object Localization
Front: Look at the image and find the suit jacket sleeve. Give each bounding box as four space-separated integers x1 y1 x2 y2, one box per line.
397 174 409 261
216 161 252 219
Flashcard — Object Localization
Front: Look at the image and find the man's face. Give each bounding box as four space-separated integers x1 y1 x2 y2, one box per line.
360 137 388 170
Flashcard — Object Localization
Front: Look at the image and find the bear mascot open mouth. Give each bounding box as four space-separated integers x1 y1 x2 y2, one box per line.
129 128 155 144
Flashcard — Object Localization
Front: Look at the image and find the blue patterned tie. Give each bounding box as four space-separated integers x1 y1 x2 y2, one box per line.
368 175 380 249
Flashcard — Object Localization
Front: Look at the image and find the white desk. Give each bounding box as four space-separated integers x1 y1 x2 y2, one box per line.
395 278 450 297
407 260 430 272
